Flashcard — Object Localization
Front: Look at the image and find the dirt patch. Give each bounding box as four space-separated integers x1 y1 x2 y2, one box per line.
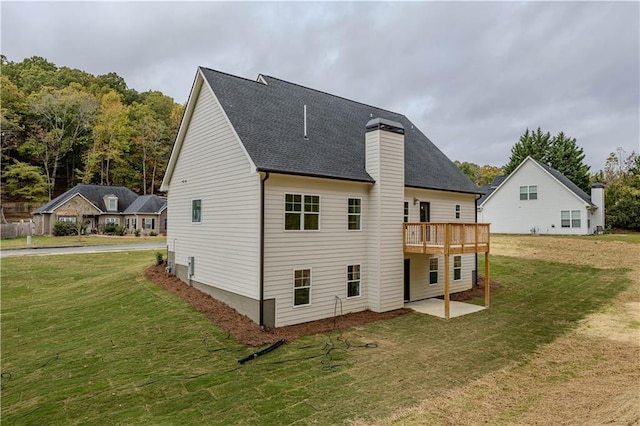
145 264 411 347
449 276 500 301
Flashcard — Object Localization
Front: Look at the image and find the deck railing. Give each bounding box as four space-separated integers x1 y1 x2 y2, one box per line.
403 222 490 255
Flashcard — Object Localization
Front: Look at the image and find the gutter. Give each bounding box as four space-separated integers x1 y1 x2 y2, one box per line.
259 171 270 328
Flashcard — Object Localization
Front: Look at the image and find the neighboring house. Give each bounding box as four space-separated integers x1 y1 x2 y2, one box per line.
477 156 604 235
161 67 488 328
123 195 168 235
33 184 167 235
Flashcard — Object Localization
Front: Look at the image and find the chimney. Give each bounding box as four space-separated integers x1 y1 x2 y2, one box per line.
365 118 405 313
591 183 605 232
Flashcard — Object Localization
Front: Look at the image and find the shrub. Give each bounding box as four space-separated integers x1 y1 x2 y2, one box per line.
155 251 164 265
149 231 158 236
134 229 141 237
52 221 76 236
103 223 124 236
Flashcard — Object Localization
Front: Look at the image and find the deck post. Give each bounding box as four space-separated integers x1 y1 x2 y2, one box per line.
403 224 406 252
484 252 490 307
444 223 451 319
422 223 427 254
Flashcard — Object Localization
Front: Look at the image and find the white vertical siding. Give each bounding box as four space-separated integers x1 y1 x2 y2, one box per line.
479 160 591 234
263 175 370 327
366 129 405 313
403 188 477 300
166 84 260 299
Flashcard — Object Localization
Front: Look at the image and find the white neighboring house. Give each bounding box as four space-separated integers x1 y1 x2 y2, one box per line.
477 156 605 235
161 67 489 328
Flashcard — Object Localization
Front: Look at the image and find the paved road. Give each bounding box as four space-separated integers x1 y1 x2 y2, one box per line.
0 242 167 258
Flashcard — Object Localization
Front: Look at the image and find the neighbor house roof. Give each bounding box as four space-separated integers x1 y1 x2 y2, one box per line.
478 157 594 207
123 194 167 214
178 68 480 194
33 184 139 214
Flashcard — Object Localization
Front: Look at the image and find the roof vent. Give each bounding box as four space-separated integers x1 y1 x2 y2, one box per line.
303 105 309 140
365 118 405 135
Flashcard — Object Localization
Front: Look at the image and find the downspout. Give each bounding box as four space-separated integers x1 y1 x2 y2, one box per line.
259 171 270 328
475 194 479 287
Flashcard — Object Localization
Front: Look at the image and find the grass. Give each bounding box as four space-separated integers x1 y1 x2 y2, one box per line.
0 248 631 424
0 235 166 250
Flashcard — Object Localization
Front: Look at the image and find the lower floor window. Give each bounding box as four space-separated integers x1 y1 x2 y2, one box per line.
347 264 361 298
561 210 581 228
293 269 311 306
105 217 120 225
453 256 462 281
429 258 438 285
143 218 155 230
58 216 76 223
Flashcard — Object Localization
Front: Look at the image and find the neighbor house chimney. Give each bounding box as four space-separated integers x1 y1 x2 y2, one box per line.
365 118 405 313
591 183 605 232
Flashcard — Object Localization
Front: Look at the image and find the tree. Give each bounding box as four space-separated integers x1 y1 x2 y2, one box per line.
478 165 503 186
0 75 26 160
504 127 591 192
595 148 640 231
26 84 99 199
1 161 49 202
454 161 481 185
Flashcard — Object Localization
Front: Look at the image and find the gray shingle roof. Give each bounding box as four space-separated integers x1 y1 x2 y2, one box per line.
123 194 167 214
200 67 481 194
477 175 507 205
33 184 139 214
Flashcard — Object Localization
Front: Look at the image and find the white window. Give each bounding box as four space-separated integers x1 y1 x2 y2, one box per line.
105 196 118 211
520 185 538 200
192 199 201 223
285 194 319 230
561 210 581 228
455 204 461 219
105 217 120 225
454 256 462 281
58 216 76 223
293 269 311 306
143 218 155 230
429 258 438 285
404 202 409 223
347 264 361 298
348 198 361 230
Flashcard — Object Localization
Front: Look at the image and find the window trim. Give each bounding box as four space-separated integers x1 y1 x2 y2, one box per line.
403 201 409 223
429 257 439 286
292 268 312 307
520 185 538 201
346 264 361 299
284 193 321 231
453 255 462 281
106 196 118 212
105 217 120 225
561 210 581 228
455 204 461 220
192 199 202 224
347 198 362 231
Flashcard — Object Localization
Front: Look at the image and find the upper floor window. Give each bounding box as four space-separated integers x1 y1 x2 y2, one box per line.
520 185 538 200
192 199 202 223
404 202 409 223
455 204 461 219
285 194 319 230
348 198 361 230
105 196 118 211
561 210 581 228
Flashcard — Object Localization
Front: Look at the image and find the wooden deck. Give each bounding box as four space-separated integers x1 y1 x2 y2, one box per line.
403 222 491 319
403 222 490 255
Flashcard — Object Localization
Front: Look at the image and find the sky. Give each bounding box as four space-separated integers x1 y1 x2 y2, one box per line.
2 1 639 172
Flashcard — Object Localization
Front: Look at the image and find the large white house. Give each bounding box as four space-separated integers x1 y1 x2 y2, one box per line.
161 67 488 327
477 156 604 235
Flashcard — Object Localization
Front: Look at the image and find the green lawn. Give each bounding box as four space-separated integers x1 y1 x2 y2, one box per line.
0 250 630 424
0 235 166 250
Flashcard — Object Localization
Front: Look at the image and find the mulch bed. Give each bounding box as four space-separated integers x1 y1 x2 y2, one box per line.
144 264 499 347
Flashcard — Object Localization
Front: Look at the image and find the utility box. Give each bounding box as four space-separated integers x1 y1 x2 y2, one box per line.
187 256 195 276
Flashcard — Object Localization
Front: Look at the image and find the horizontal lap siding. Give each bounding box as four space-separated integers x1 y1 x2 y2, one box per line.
167 84 260 299
264 175 370 327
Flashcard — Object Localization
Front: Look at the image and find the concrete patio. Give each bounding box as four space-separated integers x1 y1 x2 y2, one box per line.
405 298 486 318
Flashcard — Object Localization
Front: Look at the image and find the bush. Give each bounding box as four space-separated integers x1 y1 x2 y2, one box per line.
52 221 77 236
134 229 141 237
155 251 164 265
149 231 158 236
103 223 124 236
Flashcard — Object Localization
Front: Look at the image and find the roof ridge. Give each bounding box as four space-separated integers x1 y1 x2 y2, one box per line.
199 66 266 87
260 74 406 118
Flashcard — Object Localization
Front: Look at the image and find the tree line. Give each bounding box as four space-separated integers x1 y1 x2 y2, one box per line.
1 55 185 202
454 128 639 231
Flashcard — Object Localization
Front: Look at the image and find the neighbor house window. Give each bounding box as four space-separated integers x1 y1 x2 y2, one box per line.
454 256 462 281
192 199 201 223
455 204 461 219
293 269 311 306
561 210 581 228
143 218 155 230
348 198 361 230
520 185 537 200
347 264 361 298
429 257 438 285
285 194 319 230
105 217 120 225
58 216 76 223
404 202 409 223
